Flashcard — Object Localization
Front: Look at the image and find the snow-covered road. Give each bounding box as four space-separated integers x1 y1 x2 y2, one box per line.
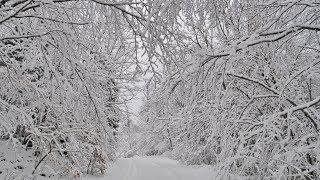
93 156 216 180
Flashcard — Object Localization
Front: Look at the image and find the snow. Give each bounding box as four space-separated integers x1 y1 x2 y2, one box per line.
87 156 217 180
1 0 319 179
0 141 239 180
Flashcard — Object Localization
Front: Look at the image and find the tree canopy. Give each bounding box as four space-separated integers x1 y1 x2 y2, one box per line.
0 0 320 179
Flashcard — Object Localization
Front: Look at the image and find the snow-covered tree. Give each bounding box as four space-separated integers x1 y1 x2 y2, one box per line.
139 0 320 179
0 0 146 176
1 0 319 179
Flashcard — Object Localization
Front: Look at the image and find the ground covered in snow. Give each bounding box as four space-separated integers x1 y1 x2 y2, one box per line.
86 156 245 180
0 140 242 180
0 141 34 180
97 156 216 180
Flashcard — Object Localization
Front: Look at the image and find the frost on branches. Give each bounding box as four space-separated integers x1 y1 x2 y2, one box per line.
138 0 320 179
0 0 320 179
0 0 141 177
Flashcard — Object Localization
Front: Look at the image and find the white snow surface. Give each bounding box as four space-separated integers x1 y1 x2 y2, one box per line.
87 156 217 180
0 140 240 180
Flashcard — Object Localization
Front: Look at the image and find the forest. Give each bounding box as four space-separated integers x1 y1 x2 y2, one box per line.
0 0 319 179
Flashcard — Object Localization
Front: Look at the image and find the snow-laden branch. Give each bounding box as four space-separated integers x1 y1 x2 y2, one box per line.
227 72 319 131
14 15 89 25
275 96 320 117
0 97 36 133
0 0 31 24
202 24 320 66
280 59 320 96
0 32 51 41
0 29 71 41
238 94 279 120
88 0 141 6
90 0 145 21
258 1 320 7
226 72 279 94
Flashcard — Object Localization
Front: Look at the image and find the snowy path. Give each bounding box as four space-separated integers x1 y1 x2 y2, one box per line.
92 156 216 180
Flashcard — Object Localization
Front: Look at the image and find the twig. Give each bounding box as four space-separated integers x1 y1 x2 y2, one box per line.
32 143 52 174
